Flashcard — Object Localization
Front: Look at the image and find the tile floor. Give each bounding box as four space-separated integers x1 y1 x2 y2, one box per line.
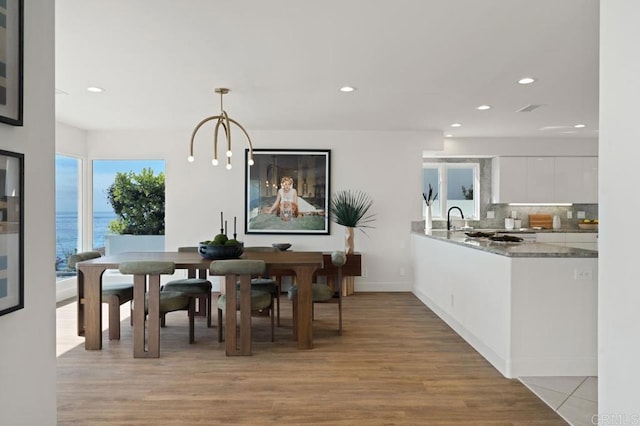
519 376 598 426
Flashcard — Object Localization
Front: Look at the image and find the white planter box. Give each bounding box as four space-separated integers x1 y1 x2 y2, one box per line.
104 235 165 255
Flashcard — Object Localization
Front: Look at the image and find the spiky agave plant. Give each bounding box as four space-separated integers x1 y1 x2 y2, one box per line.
329 190 375 233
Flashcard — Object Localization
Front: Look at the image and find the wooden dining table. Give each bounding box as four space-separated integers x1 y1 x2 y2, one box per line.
76 250 324 353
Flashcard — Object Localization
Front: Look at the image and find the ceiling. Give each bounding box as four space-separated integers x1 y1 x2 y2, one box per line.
55 0 600 139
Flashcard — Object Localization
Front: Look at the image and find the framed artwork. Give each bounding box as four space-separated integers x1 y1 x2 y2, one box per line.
0 0 24 126
0 149 23 316
245 149 330 234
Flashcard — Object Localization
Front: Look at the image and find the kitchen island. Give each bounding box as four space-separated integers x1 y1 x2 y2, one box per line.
411 230 597 378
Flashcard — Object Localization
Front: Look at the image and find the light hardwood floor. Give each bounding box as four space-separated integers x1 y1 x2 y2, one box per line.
57 292 567 425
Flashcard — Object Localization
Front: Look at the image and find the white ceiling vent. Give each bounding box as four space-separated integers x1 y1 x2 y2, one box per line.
518 104 545 112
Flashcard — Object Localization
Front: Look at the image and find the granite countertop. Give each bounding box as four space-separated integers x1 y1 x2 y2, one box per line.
491 228 598 234
414 230 598 258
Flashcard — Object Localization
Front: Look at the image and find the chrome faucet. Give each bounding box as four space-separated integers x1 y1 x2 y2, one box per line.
447 206 464 230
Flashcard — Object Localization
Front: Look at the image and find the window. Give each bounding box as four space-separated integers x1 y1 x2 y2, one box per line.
423 162 479 220
92 160 165 252
55 155 81 279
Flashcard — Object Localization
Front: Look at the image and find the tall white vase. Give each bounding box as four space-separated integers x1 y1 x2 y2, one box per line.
345 227 355 254
424 205 433 233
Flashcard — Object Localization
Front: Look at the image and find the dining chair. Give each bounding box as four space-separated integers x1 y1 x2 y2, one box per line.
119 261 195 358
288 250 347 335
243 246 284 326
161 246 213 327
68 251 134 341
209 259 274 356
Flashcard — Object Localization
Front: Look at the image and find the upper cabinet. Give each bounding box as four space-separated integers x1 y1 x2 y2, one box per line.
491 157 527 203
492 156 598 204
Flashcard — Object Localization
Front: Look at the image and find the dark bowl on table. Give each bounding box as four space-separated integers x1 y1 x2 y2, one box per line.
272 243 292 251
198 242 244 260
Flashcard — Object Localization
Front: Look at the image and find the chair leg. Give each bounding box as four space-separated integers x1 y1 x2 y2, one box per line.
207 291 212 328
270 297 275 342
217 307 223 342
337 269 343 335
291 298 298 340
338 295 343 335
275 290 280 327
160 313 166 328
188 298 195 344
107 295 121 340
275 277 281 327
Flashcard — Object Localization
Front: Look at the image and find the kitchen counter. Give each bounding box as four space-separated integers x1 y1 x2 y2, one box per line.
411 232 597 378
416 230 598 258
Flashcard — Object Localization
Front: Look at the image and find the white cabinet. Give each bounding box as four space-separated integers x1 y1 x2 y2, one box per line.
492 156 598 204
554 157 583 203
491 157 527 203
527 157 555 203
582 157 598 203
565 232 598 250
536 232 598 251
536 233 565 245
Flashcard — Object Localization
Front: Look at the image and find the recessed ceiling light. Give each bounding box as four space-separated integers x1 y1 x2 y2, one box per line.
476 105 491 110
339 86 356 92
574 124 586 128
518 77 536 85
450 123 462 128
87 86 105 93
445 134 453 138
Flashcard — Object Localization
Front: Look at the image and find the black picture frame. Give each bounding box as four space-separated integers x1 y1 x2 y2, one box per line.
0 0 24 126
245 149 330 235
0 149 23 316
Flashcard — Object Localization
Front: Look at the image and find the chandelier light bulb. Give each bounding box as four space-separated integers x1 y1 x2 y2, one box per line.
226 150 233 157
212 158 219 166
187 155 195 163
226 163 232 170
248 158 255 166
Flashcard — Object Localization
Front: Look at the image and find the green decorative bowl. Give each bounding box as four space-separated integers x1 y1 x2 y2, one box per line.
198 242 244 260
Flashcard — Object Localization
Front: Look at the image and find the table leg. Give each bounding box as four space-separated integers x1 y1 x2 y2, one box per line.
77 269 85 337
294 265 318 349
224 274 238 356
82 268 105 350
238 275 252 355
133 275 148 358
147 275 161 358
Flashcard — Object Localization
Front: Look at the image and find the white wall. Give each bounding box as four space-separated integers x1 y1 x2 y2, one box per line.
0 0 57 424
426 137 598 157
599 0 640 417
82 129 442 292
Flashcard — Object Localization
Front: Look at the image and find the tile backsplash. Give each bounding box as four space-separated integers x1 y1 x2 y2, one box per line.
413 204 598 231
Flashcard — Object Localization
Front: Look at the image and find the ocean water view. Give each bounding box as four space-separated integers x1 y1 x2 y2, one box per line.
56 211 116 272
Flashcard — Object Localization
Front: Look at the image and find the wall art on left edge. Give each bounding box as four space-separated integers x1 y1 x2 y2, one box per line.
0 150 23 316
0 0 24 126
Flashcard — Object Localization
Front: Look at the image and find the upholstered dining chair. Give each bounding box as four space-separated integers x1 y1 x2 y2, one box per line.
209 259 274 356
119 261 195 358
288 250 347 335
243 246 284 326
68 251 134 341
161 246 213 327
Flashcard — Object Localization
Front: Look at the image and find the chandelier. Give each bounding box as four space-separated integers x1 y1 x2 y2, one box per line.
188 88 254 170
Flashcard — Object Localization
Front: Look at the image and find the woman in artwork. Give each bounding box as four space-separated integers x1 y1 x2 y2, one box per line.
268 176 299 221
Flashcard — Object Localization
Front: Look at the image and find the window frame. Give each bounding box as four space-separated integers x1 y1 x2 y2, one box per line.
423 161 480 220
